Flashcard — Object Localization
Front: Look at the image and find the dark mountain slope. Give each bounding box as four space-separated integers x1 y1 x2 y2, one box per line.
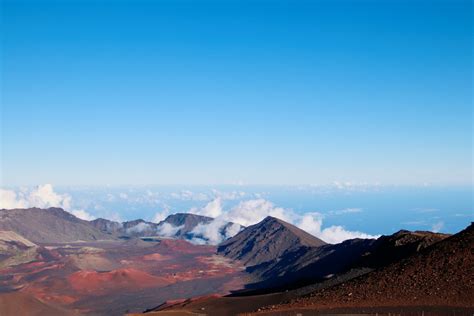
243 227 449 291
267 223 474 312
217 216 326 266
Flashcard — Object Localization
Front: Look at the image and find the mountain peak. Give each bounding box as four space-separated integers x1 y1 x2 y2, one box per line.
218 216 325 266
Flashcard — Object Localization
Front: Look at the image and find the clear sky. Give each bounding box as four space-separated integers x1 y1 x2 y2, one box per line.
1 0 472 186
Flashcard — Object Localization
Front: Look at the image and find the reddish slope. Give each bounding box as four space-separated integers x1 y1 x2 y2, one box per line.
68 268 172 294
0 291 79 316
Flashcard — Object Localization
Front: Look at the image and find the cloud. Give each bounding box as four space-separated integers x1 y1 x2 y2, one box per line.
0 184 95 221
187 198 377 245
190 219 227 245
328 208 363 216
190 197 223 218
70 209 96 221
156 223 183 237
126 222 152 234
189 217 244 245
298 213 378 244
152 209 171 223
223 199 292 227
0 189 28 209
431 221 444 233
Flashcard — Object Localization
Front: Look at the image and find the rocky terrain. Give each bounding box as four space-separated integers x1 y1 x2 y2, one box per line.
253 223 474 314
0 207 472 316
150 223 472 316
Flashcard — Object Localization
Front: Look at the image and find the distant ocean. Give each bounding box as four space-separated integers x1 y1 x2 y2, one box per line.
54 185 473 236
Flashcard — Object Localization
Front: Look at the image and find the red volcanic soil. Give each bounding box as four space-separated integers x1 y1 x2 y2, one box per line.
68 268 172 293
0 239 247 315
0 291 79 316
142 253 168 261
154 239 215 254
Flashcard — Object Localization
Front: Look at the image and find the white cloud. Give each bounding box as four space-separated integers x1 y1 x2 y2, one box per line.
70 209 96 221
328 208 363 216
191 219 227 245
152 209 171 223
0 189 28 209
223 199 292 227
224 223 242 239
190 219 243 245
298 213 378 244
187 198 377 245
156 222 183 237
0 184 95 221
431 221 444 233
190 197 223 218
126 222 152 234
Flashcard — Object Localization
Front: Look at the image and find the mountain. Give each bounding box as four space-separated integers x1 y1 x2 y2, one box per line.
158 213 213 238
245 228 449 291
89 218 123 235
90 218 160 237
267 223 474 312
217 216 326 266
156 213 244 244
353 229 450 269
213 216 451 291
145 224 468 316
0 208 114 243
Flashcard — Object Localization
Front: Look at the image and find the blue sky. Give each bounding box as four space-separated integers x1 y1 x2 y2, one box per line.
1 0 472 186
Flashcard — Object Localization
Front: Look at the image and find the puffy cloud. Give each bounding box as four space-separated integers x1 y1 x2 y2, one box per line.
188 198 378 245
157 223 183 237
0 189 28 209
191 220 226 245
224 223 242 239
224 199 292 226
152 209 171 223
190 197 223 218
0 184 95 221
126 222 152 234
70 209 96 221
190 219 243 245
298 213 378 244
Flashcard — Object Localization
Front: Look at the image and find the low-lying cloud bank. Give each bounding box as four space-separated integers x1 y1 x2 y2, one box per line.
188 198 378 244
0 185 95 221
